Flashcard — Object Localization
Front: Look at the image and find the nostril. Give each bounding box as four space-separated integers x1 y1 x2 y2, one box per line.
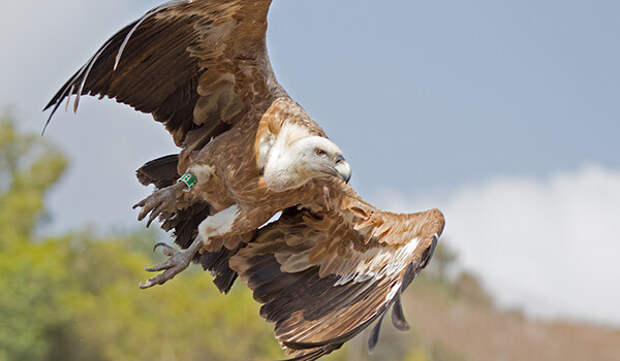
335 155 346 164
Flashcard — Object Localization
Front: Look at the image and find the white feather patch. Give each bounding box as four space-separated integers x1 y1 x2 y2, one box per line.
256 130 275 170
385 282 402 302
333 238 419 286
187 163 214 183
198 204 239 240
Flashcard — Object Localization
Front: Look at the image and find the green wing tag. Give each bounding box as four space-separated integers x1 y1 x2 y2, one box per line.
178 173 197 192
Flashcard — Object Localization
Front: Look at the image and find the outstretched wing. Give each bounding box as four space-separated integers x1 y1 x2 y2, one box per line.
229 201 445 360
44 0 281 146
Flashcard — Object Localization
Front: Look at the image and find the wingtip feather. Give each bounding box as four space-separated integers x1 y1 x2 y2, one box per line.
367 312 385 352
391 293 410 331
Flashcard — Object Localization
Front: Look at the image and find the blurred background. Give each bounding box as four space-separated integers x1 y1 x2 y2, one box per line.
1 0 619 360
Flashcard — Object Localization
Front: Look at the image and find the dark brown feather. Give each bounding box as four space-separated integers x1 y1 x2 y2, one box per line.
136 154 179 188
229 184 445 359
44 0 279 147
198 243 243 294
390 292 410 331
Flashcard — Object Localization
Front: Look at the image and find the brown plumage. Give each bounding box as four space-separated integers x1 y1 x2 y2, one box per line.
45 0 352 290
44 1 446 359
230 180 445 360
45 0 278 146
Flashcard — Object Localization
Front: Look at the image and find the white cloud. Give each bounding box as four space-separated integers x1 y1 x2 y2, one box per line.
375 165 620 326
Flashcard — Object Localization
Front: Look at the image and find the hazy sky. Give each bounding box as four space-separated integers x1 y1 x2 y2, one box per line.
1 1 619 325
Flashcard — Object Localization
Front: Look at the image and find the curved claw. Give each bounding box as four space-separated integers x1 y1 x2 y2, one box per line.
138 199 161 222
133 184 182 226
153 242 176 257
146 205 162 227
139 266 184 289
145 259 175 272
153 242 170 252
140 257 186 289
139 237 202 290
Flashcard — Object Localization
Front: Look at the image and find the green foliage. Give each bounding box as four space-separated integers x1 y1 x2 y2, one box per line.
0 114 67 242
0 240 68 361
0 116 283 361
53 235 284 361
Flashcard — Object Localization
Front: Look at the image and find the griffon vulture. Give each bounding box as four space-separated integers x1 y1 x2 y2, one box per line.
43 1 447 359
44 0 352 288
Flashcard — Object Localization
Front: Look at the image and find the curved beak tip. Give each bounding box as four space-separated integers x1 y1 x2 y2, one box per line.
335 161 352 183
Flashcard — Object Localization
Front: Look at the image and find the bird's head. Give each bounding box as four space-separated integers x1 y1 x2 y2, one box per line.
264 135 351 192
293 136 352 182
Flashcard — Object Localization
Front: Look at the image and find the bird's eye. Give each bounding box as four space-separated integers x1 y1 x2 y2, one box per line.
315 149 326 157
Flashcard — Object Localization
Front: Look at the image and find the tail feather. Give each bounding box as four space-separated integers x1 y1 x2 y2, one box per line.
136 154 179 188
199 245 243 294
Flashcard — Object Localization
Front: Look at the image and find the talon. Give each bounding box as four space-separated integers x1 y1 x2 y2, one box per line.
133 184 183 226
145 259 174 272
152 242 172 253
147 207 160 227
139 237 203 289
152 242 176 258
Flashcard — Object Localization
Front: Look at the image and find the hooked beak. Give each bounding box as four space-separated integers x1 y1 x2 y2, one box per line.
334 155 352 183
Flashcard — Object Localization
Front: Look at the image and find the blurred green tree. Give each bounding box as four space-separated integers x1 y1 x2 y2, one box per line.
0 113 69 361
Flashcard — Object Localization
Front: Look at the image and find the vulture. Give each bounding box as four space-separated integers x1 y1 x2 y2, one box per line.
44 0 352 289
43 1 446 360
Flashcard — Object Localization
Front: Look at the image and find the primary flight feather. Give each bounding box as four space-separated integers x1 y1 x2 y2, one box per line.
230 180 444 360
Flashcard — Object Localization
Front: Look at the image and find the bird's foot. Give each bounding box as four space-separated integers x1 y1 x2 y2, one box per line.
139 237 202 289
133 182 185 227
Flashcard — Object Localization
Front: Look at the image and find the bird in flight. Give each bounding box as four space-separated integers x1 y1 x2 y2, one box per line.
45 0 352 289
44 1 445 360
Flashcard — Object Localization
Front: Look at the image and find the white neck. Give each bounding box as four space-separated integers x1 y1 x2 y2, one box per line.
263 120 323 191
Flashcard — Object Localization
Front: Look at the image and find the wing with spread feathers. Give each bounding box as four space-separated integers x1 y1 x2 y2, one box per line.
230 188 445 360
44 0 281 146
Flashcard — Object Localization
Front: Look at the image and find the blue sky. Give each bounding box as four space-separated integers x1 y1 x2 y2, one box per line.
1 1 619 325
270 0 620 195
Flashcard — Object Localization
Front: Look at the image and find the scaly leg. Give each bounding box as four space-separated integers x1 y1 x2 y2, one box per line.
139 204 241 289
133 164 214 227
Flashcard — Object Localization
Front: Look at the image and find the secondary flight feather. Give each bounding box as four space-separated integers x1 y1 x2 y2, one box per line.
44 1 446 360
230 181 444 360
